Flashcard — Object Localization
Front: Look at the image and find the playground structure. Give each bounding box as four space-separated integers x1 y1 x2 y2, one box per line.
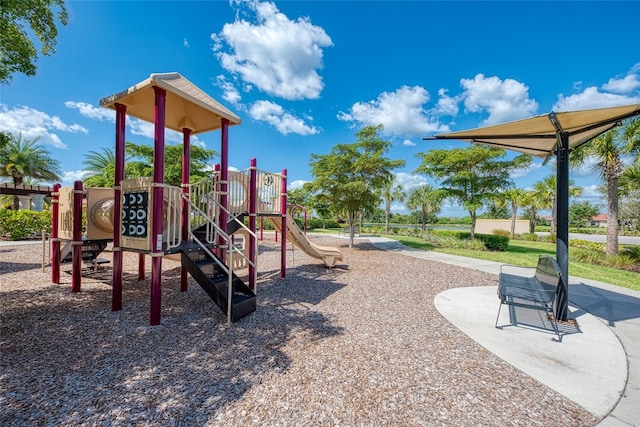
50 72 342 325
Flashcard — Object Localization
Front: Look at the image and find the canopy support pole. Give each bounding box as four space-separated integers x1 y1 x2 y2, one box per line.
555 130 570 322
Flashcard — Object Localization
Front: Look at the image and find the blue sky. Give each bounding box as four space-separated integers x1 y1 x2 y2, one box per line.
2 0 640 217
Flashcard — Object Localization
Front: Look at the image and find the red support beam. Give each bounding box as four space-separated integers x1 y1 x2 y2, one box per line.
219 119 230 263
71 180 83 292
150 86 166 326
112 103 126 311
51 183 61 284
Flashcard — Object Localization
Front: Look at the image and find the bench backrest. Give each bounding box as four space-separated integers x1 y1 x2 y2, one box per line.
534 255 562 290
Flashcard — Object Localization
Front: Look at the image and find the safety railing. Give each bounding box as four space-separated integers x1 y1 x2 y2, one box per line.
256 170 282 215
163 184 182 250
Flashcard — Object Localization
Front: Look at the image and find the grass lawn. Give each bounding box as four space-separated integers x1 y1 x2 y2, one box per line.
389 235 640 292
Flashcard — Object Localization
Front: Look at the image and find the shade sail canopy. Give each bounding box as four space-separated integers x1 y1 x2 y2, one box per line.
424 104 640 159
100 72 241 135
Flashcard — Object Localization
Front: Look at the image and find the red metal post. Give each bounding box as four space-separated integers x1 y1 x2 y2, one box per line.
150 86 166 326
248 158 257 290
112 103 126 311
280 168 287 278
181 128 192 292
138 254 145 280
51 183 61 284
71 180 83 292
219 119 230 263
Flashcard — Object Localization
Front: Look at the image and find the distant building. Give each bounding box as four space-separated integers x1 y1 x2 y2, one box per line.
590 213 608 227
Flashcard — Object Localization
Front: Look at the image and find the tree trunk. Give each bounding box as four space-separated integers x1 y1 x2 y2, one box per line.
606 177 619 255
529 207 537 234
385 201 390 234
12 177 23 210
421 207 427 231
348 210 355 248
510 204 517 238
469 210 477 239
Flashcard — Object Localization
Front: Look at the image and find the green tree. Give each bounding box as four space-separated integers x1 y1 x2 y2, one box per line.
0 133 61 209
1 0 68 85
415 145 531 238
124 141 217 186
82 143 218 187
500 188 527 238
532 175 582 235
381 177 405 233
406 184 445 231
308 125 405 247
82 147 119 187
570 118 640 255
569 200 600 229
521 189 545 234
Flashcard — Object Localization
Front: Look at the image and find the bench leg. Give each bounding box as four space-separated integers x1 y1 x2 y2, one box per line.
495 302 504 329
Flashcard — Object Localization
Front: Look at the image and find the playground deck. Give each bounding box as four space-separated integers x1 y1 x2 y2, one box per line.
0 235 597 426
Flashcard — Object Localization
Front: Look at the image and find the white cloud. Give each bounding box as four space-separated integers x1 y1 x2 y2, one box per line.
212 0 332 100
460 74 539 125
393 172 427 191
511 161 543 179
434 88 459 116
183 38 190 48
249 100 319 135
215 75 243 107
579 184 604 200
65 101 115 121
602 74 640 94
553 86 640 111
66 100 205 146
554 63 640 111
571 155 602 177
289 179 308 190
403 139 416 147
0 104 88 149
337 85 450 136
60 170 89 184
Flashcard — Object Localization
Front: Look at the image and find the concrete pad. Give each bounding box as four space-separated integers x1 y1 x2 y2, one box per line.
435 286 627 418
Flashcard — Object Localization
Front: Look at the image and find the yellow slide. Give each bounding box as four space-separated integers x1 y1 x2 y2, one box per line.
268 214 343 267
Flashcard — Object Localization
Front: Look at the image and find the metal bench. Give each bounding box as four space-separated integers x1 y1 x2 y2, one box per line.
496 255 562 339
342 226 360 236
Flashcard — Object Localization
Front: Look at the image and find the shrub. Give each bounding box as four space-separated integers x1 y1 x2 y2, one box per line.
517 233 540 241
621 245 640 261
0 209 52 240
421 232 487 250
425 229 509 251
570 239 605 252
492 229 511 238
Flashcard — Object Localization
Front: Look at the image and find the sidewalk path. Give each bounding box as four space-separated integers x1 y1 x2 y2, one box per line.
363 235 639 427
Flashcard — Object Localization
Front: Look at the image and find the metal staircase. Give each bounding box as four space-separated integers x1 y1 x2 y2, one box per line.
164 175 257 323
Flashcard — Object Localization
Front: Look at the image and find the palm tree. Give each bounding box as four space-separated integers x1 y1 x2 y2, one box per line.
522 189 545 234
82 147 118 188
501 188 526 238
570 118 640 255
0 133 61 209
533 175 582 235
406 184 445 231
381 178 405 233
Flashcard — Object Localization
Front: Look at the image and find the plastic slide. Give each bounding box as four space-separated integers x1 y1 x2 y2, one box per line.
268 214 343 267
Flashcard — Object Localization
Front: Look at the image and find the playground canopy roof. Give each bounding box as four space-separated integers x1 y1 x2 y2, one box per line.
423 104 640 161
100 72 241 135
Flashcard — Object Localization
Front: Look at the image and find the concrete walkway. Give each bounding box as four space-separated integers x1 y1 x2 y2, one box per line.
365 236 639 427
